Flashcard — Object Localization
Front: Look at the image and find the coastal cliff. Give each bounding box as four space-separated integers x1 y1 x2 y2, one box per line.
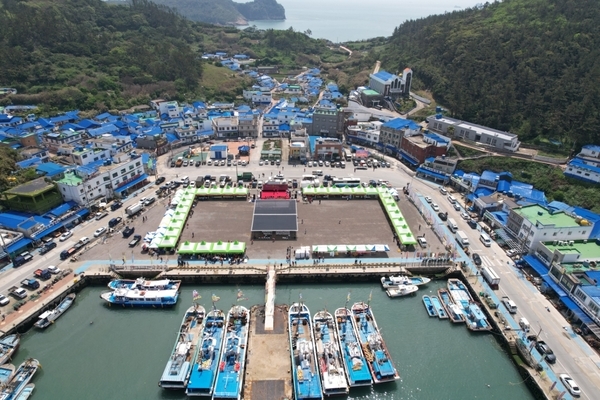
150 0 285 25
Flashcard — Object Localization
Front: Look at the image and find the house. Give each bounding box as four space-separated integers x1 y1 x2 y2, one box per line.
212 116 239 139
416 156 457 183
368 68 412 99
41 130 83 151
346 121 382 147
398 131 450 168
379 118 422 152
312 137 343 160
71 147 111 166
564 145 600 184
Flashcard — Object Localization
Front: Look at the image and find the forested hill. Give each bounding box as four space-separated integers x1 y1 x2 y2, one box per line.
384 0 600 146
149 0 286 25
0 0 203 112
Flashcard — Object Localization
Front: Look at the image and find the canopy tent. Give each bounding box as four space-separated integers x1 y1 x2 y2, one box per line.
311 244 389 253
228 241 246 254
167 219 184 230
157 235 178 248
158 216 172 228
195 241 213 254
178 241 197 254
212 241 228 253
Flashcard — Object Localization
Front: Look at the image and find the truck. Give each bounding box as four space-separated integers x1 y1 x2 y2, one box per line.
34 268 52 280
125 202 143 217
175 157 183 167
129 235 142 247
481 266 500 289
456 230 470 249
237 172 254 182
447 218 458 233
8 286 27 299
60 247 78 260
501 296 517 314
20 278 40 290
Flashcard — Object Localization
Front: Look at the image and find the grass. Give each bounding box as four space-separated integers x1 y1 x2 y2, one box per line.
198 64 253 102
453 143 488 158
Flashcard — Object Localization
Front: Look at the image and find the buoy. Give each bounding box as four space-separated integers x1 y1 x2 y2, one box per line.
90 321 93 325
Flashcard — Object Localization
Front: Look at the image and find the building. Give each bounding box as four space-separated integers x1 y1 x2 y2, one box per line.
238 114 259 138
416 156 457 183
564 145 600 184
209 145 228 160
346 121 382 147
20 147 49 164
427 114 520 152
360 89 383 108
399 132 450 167
505 204 593 254
312 137 343 160
368 68 412 99
41 130 83 151
379 118 422 151
1 177 63 214
311 108 343 137
89 136 134 156
212 116 239 139
71 147 111 166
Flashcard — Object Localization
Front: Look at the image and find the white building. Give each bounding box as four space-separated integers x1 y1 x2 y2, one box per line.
89 135 134 156
71 147 112 166
347 121 382 146
564 145 600 184
41 130 83 151
242 90 272 104
368 68 412 98
212 116 239 139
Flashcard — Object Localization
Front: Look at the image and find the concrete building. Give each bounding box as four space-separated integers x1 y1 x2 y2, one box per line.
416 156 457 183
20 147 49 164
71 147 111 166
346 121 382 147
427 114 520 152
564 145 600 184
368 69 412 98
212 116 239 139
238 114 259 138
311 108 343 138
313 137 343 160
41 130 83 151
1 177 63 214
399 133 450 167
360 89 383 108
380 118 422 150
89 136 134 156
505 205 593 253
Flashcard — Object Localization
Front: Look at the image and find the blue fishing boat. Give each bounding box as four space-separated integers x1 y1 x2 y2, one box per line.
430 296 448 319
0 364 15 385
186 308 226 397
380 275 431 289
351 302 399 384
422 295 437 317
313 310 349 397
34 293 76 329
100 287 179 308
213 305 250 400
334 308 371 387
0 335 19 366
438 288 465 324
289 302 323 400
13 384 34 400
447 279 491 332
0 359 39 400
159 305 206 389
107 277 181 291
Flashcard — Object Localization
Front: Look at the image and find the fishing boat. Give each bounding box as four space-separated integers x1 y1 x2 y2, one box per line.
438 288 465 323
213 305 250 400
447 279 491 332
430 296 448 319
385 285 418 298
380 275 431 289
186 309 226 397
0 335 20 366
159 305 206 389
0 364 15 385
422 295 437 317
100 287 179 308
107 277 181 291
313 310 349 397
14 384 34 400
351 302 399 384
0 359 39 400
289 303 323 400
34 293 76 329
333 308 371 387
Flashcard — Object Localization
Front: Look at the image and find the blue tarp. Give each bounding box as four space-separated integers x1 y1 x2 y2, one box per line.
523 255 550 276
6 238 32 254
46 202 74 218
114 174 148 193
399 150 419 166
559 296 593 324
417 167 447 181
541 275 567 297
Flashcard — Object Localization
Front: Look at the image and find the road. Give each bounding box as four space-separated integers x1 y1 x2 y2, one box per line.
1 137 598 397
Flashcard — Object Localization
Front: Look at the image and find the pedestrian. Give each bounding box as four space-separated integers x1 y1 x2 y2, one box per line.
1 314 5 322
319 199 321 204
160 257 163 262
301 219 304 224
192 232 195 238
304 229 307 235
339 220 341 224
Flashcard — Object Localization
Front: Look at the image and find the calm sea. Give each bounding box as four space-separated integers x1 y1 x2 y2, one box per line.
240 0 481 42
14 281 533 399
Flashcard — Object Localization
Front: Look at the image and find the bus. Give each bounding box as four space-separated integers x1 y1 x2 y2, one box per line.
332 177 361 187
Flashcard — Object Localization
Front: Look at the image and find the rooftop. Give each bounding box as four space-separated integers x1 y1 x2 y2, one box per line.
431 115 518 142
57 172 83 186
370 70 396 83
543 240 600 261
4 177 55 196
515 205 581 228
362 89 380 96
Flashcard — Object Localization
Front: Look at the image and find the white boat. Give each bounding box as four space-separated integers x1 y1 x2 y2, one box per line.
34 293 76 329
14 384 34 400
100 287 179 308
0 359 39 400
313 310 349 396
0 335 20 366
385 285 418 298
380 275 431 289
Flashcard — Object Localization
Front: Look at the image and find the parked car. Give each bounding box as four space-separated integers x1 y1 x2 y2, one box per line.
472 253 482 266
259 160 264 166
417 237 428 248
438 212 448 221
453 203 461 211
506 249 518 257
155 177 166 185
94 227 107 237
460 212 470 220
143 197 156 206
467 219 478 229
424 196 432 203
431 203 440 212
59 231 73 242
122 226 135 238
559 374 580 397
0 294 9 306
110 201 123 211
47 265 61 274
39 241 57 255
440 187 448 195
535 341 557 364
129 235 142 247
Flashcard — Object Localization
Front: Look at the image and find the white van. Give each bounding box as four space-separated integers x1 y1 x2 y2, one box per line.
447 218 458 233
447 195 457 204
502 297 518 314
480 232 492 247
519 317 530 333
181 176 189 183
312 170 323 176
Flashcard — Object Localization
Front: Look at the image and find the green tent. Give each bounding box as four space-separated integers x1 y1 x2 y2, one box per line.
178 241 197 254
227 241 246 254
196 241 213 254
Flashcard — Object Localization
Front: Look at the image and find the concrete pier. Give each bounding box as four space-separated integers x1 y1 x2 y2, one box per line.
264 264 276 331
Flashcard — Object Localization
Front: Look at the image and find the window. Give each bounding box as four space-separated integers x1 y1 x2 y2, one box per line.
129 165 134 170
120 169 126 174
112 172 118 178
103 176 109 181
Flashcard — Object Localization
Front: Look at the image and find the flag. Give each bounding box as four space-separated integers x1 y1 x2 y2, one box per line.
346 292 351 303
299 293 303 301
368 290 373 302
212 294 220 302
236 289 247 302
192 290 201 301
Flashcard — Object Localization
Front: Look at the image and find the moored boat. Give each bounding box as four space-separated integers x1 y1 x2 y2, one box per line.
100 287 179 308
289 302 323 400
313 310 349 397
107 278 181 291
380 275 430 289
159 305 206 389
438 288 465 323
34 293 76 329
0 364 15 385
186 308 226 397
213 305 250 400
0 335 20 366
422 295 437 317
465 304 492 332
447 279 491 332
385 285 418 298
351 302 399 384
333 308 371 387
0 359 39 400
430 296 448 319
14 384 34 400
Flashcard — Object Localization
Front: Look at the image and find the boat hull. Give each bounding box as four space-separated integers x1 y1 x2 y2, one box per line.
313 310 349 397
14 384 35 400
289 303 323 400
34 293 76 329
386 285 418 298
430 296 448 319
100 289 179 308
438 288 465 323
351 302 399 384
0 359 39 400
334 308 372 388
381 275 430 289
422 296 437 317
0 334 20 366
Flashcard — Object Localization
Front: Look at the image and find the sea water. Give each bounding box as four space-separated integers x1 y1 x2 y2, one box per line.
14 281 533 399
241 0 481 42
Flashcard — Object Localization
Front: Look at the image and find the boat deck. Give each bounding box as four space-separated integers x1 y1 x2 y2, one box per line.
244 305 292 400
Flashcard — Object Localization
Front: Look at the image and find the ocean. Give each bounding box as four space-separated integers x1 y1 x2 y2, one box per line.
240 0 481 42
14 282 533 399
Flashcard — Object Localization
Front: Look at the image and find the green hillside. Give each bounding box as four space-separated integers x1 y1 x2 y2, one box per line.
382 0 600 147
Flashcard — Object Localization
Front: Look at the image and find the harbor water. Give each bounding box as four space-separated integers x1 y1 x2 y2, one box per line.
14 281 533 399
